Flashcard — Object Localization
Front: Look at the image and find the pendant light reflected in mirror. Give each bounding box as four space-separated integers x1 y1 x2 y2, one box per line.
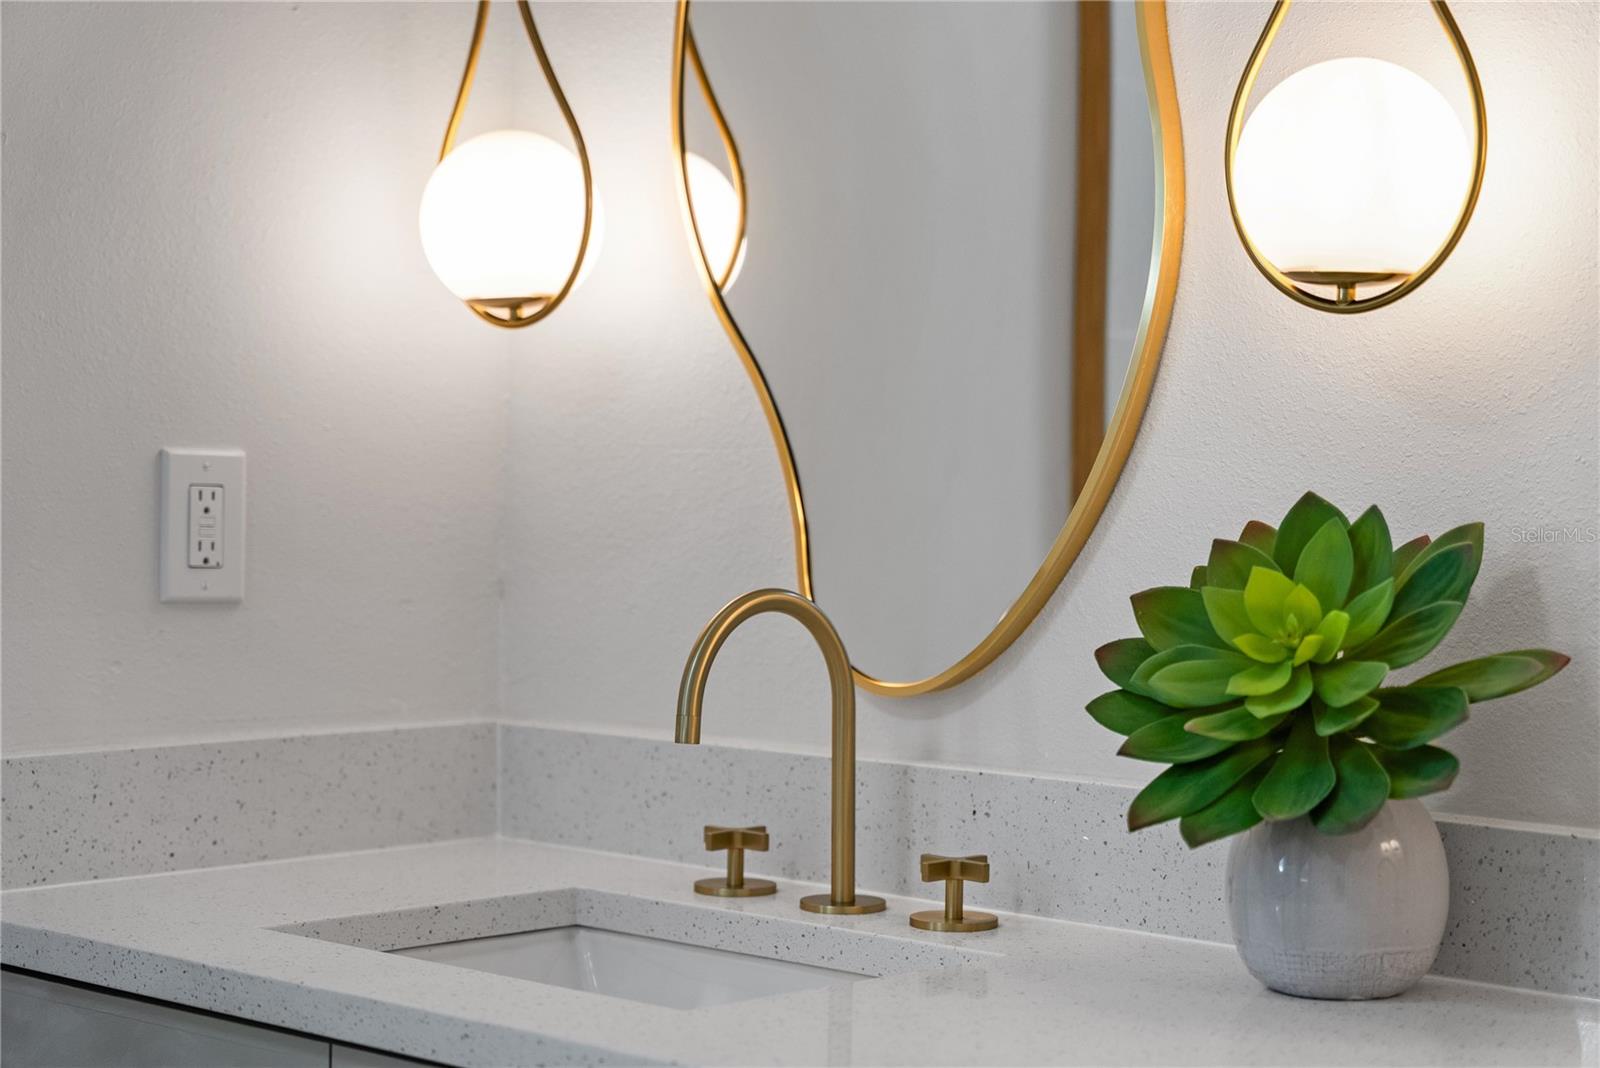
684 152 746 289
418 1 600 328
1225 0 1486 313
680 23 749 292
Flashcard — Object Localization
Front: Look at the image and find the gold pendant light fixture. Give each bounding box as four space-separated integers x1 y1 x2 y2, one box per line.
418 1 598 328
1224 0 1487 313
682 23 748 290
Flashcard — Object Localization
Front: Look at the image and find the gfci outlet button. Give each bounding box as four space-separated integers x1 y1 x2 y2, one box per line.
160 449 244 603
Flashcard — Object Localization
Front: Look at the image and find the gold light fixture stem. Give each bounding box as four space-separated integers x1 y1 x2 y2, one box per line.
684 26 748 290
671 0 813 603
440 2 490 162
440 0 595 329
1224 0 1487 313
675 590 884 914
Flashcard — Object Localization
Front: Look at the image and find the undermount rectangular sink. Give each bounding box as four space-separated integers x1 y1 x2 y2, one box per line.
281 888 979 1013
390 925 865 1010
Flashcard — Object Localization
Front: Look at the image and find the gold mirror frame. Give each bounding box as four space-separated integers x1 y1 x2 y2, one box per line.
1223 0 1487 313
670 0 1185 696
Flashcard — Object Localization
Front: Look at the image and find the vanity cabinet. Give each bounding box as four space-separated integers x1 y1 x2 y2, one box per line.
1 970 433 1068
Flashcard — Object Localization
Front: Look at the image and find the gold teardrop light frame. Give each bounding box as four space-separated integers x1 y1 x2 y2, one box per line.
670 0 1186 696
683 24 748 291
1224 0 1487 313
439 0 595 329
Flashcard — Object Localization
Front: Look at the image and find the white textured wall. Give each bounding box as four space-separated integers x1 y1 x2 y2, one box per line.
2 3 517 752
502 1 1599 831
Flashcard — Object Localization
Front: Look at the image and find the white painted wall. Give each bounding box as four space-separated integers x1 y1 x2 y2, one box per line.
1 2 520 752
501 1 1599 832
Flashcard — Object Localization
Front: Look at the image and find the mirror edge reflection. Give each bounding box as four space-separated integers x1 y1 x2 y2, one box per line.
669 0 1186 697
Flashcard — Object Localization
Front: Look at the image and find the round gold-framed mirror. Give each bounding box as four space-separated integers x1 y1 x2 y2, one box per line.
671 0 1185 696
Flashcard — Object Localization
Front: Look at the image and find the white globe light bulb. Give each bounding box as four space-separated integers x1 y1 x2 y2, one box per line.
1233 57 1471 279
685 152 746 288
419 130 603 305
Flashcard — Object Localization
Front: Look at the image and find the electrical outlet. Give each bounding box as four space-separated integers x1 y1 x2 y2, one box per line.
188 485 223 568
160 449 245 603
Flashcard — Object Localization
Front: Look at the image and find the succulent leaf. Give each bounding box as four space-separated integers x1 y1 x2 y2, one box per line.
1397 522 1484 594
1252 717 1335 820
1131 587 1229 651
1312 694 1378 736
1086 690 1175 735
1377 744 1460 799
1391 534 1433 578
1232 633 1289 664
1130 645 1205 691
1119 714 1235 763
1207 539 1280 589
1366 687 1469 749
1347 505 1394 596
1309 611 1349 663
1294 518 1355 610
1342 579 1395 648
1312 738 1391 835
1291 634 1325 665
1244 663 1313 717
1189 565 1209 590
1413 650 1571 702
1127 739 1277 831
1200 587 1254 644
1283 584 1325 634
1312 659 1389 708
1243 567 1296 635
1184 705 1287 741
1351 601 1463 668
1095 637 1158 694
1389 543 1478 619
1239 520 1278 557
1179 765 1272 847
1226 660 1293 697
1273 492 1348 575
1146 649 1258 708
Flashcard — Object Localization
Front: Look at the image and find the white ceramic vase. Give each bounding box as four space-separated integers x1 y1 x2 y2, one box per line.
1225 799 1449 1000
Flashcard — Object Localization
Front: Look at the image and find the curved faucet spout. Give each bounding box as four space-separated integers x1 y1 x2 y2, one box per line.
674 589 884 915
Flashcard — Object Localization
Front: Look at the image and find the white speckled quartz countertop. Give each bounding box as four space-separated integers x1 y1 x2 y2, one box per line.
2 837 1595 1067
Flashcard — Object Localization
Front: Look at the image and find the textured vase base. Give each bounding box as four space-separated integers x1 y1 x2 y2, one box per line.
1225 802 1450 1004
1239 943 1436 1000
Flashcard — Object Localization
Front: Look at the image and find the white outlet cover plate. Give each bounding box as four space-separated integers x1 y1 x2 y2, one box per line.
159 448 245 603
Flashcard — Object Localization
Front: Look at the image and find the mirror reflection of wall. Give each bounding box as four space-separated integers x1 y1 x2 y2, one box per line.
685 1 1158 686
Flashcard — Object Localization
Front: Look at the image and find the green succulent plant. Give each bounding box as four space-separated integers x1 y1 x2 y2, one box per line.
1088 492 1569 847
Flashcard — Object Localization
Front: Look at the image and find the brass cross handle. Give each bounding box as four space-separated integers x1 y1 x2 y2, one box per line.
695 824 777 897
910 853 998 932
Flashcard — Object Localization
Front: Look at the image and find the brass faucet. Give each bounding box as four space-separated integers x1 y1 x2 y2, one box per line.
675 589 886 915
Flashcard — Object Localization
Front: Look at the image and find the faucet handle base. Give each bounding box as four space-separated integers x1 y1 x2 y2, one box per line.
799 893 886 915
695 876 776 897
909 909 997 933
